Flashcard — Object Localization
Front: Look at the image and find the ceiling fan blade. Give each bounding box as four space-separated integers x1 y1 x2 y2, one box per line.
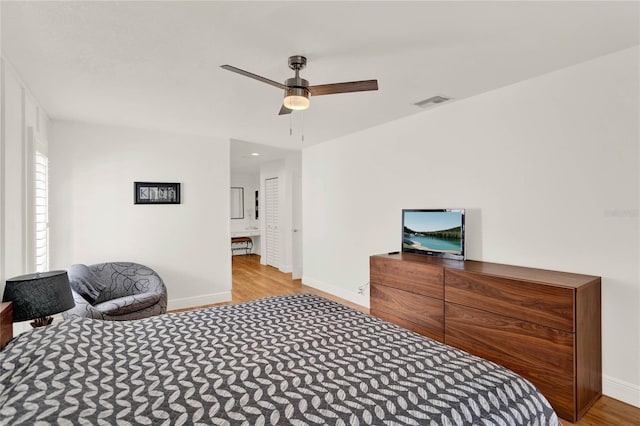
220 65 288 90
278 104 292 115
309 80 378 96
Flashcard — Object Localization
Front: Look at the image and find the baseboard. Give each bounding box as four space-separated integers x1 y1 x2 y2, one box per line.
167 291 231 311
256 257 291 273
279 264 292 273
302 275 370 308
603 375 640 407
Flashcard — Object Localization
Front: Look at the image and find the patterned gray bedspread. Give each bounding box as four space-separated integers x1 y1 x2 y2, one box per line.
0 294 559 425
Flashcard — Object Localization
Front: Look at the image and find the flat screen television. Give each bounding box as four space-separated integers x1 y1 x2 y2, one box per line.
402 209 465 260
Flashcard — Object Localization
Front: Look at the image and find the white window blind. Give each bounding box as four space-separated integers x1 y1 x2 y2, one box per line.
34 150 49 272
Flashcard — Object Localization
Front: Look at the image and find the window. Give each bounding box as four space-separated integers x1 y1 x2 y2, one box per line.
34 150 48 272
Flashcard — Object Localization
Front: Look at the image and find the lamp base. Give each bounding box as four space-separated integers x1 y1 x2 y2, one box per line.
30 316 54 328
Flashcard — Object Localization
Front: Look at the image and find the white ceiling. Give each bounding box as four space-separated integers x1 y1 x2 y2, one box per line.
230 138 296 174
1 1 638 165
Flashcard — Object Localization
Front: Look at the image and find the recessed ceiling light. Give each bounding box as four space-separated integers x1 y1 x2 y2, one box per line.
251 152 260 156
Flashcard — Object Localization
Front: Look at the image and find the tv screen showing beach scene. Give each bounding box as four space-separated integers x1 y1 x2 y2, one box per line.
402 209 465 260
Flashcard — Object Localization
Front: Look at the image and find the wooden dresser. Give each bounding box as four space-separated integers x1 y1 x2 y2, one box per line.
370 253 601 422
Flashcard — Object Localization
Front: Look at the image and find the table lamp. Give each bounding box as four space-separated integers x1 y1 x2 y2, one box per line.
2 271 75 328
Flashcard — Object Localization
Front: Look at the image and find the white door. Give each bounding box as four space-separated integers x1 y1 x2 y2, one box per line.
292 172 302 279
265 177 280 268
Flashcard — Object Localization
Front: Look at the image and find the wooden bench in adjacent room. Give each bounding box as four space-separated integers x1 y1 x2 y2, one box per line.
231 237 253 255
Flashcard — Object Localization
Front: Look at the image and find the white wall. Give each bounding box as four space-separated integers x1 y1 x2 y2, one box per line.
0 57 49 291
49 121 232 310
230 173 259 226
303 47 639 406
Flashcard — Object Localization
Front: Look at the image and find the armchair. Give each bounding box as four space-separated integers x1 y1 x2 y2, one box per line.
62 262 167 321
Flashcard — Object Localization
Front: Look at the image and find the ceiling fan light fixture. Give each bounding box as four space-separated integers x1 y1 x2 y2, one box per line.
283 87 310 110
221 55 378 115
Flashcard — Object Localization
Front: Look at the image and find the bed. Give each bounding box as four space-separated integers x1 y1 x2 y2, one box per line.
0 293 559 425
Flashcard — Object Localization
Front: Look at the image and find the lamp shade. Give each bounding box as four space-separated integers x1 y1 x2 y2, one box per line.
283 87 310 110
2 271 75 322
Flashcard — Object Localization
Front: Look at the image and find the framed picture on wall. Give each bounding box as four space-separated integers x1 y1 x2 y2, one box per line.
134 182 181 204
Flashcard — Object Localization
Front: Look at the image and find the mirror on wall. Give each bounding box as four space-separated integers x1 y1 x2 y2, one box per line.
230 187 244 219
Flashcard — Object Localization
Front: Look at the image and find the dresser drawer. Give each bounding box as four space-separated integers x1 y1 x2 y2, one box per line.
371 283 444 341
445 269 575 331
370 256 443 299
445 302 575 420
0 302 13 350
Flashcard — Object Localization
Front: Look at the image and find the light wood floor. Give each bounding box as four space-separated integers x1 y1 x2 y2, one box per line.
173 254 640 426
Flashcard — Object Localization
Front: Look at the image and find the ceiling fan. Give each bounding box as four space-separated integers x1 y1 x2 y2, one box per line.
220 55 378 115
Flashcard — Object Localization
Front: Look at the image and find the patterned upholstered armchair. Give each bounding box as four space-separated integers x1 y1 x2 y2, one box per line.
62 262 168 321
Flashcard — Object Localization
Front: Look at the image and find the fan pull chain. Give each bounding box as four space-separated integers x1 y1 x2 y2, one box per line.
289 113 293 136
301 111 304 143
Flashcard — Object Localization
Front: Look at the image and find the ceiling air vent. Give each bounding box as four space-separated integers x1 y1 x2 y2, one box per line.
414 95 451 109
